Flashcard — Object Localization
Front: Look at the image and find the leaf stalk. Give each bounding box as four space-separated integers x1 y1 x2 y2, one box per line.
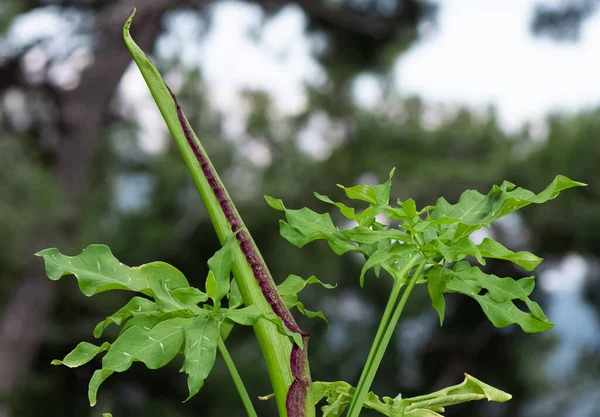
218 337 258 417
346 255 424 417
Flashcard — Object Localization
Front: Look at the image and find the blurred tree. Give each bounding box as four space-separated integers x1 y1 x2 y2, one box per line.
0 1 598 417
532 0 599 41
0 1 184 412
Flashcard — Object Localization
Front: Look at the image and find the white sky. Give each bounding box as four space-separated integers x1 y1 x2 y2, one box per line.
395 0 600 130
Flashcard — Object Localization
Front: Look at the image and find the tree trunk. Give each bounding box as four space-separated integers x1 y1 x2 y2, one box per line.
0 1 182 414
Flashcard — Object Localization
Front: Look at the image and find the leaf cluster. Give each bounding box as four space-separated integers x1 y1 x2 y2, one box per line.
267 172 585 333
36 235 326 406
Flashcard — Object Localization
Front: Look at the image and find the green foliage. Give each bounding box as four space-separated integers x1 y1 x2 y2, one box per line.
269 171 583 417
183 315 219 400
40 170 581 416
33 9 587 417
312 373 511 417
277 274 336 326
427 262 551 332
37 239 303 406
268 172 584 333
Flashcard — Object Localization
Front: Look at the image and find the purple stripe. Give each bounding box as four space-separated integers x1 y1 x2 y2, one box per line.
168 87 309 417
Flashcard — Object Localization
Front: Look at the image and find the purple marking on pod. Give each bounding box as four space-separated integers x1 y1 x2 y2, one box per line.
168 87 309 417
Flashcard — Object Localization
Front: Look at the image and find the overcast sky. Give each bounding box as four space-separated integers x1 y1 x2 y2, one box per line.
396 0 600 130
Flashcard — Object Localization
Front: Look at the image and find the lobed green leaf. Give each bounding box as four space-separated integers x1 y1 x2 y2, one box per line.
52 342 110 368
277 274 336 297
89 369 113 406
275 274 334 326
427 263 552 333
224 305 304 348
120 310 195 335
206 234 237 305
336 168 394 207
424 175 585 242
183 314 220 400
139 262 202 314
267 194 360 255
36 245 153 296
359 243 420 287
282 296 330 327
341 227 411 245
35 246 203 315
314 192 357 220
102 317 193 373
477 238 542 271
94 297 157 338
171 287 209 306
227 279 243 309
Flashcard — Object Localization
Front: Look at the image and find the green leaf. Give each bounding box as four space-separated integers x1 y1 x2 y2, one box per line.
438 262 552 333
205 271 218 302
423 238 484 265
52 342 110 368
274 205 357 255
224 305 265 326
277 274 335 296
276 274 334 326
341 227 411 245
224 305 304 348
484 175 585 222
89 368 113 406
401 198 417 218
336 168 394 207
138 262 200 313
183 314 219 400
206 234 237 305
94 297 157 338
102 317 193 373
427 266 446 325
372 168 395 206
428 189 495 231
36 245 153 296
425 175 585 242
282 296 330 327
401 373 511 414
312 381 353 417
171 287 209 306
228 279 243 309
313 192 357 220
120 310 195 334
264 195 286 211
35 246 200 316
337 184 378 205
477 238 542 271
359 243 420 286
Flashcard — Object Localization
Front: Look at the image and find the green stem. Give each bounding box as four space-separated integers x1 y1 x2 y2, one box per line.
218 336 258 417
123 13 298 416
346 256 422 417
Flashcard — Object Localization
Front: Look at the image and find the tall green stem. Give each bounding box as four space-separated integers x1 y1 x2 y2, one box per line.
123 13 304 417
346 256 422 417
218 337 258 417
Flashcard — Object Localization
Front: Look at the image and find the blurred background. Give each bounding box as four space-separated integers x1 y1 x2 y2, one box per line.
0 0 599 416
